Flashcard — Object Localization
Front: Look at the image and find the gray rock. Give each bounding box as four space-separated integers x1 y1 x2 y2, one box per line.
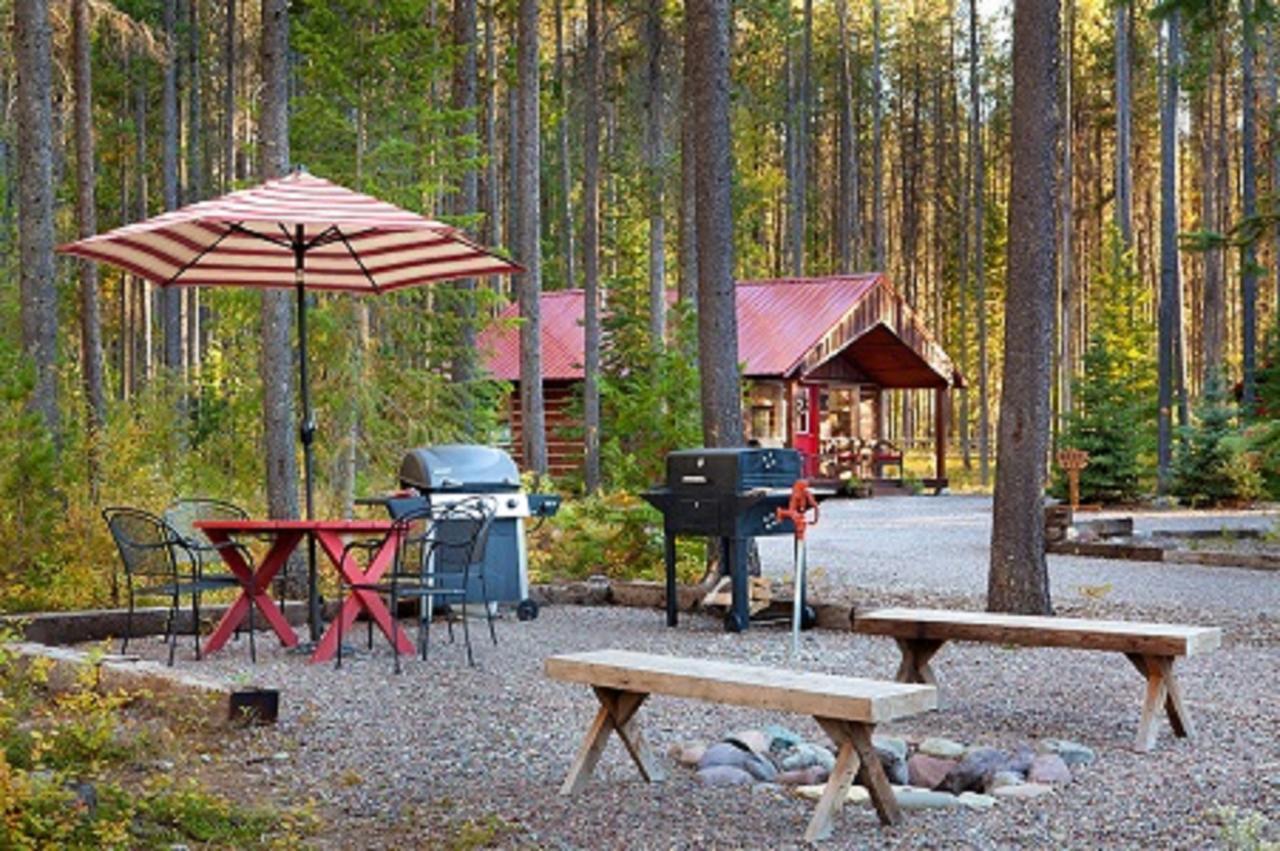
1028 753 1072 785
699 742 776 782
765 724 806 754
742 753 778 783
957 792 998 810
68 781 97 815
937 748 1010 794
919 737 966 759
780 742 835 773
1006 747 1036 775
777 765 830 786
697 765 755 787
667 741 706 767
875 745 910 786
992 782 1055 800
894 787 962 810
984 770 1024 793
727 729 770 755
872 735 909 762
1037 738 1096 767
907 753 956 789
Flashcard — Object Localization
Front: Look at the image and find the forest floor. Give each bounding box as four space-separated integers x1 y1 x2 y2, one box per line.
108 498 1279 849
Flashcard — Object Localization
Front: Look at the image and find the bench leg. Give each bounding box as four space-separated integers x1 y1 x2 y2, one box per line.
560 687 664 795
893 638 944 686
808 717 902 841
1126 653 1194 751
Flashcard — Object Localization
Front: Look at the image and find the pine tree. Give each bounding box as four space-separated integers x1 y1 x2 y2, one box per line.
1058 230 1156 503
1172 371 1260 507
1246 323 1280 498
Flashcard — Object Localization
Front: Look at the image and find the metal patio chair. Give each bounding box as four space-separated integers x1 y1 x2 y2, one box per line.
103 506 245 666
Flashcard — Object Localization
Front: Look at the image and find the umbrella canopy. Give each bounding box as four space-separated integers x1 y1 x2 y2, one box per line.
59 169 521 644
59 170 520 291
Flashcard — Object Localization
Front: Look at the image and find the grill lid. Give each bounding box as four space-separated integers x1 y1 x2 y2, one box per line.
399 444 522 492
664 447 801 492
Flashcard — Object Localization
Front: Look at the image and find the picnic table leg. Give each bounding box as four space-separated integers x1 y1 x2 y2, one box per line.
811 717 901 839
893 638 943 686
1126 653 1193 750
560 688 660 795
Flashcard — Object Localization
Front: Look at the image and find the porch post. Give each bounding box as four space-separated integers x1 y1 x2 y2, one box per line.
785 380 796 448
934 385 948 484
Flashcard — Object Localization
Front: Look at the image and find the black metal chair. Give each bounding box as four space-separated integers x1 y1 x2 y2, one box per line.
102 507 244 666
337 497 497 672
163 498 259 661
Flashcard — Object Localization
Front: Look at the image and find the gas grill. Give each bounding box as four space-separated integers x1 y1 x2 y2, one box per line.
642 447 807 632
396 444 560 621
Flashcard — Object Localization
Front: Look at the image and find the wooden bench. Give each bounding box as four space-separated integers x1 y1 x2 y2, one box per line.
851 607 1222 752
545 649 936 842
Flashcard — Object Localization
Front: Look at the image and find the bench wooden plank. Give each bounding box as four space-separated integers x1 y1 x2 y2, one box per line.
853 607 1222 657
545 649 937 723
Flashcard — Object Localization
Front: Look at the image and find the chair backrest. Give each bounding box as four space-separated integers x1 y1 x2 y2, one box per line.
103 507 181 580
163 498 249 549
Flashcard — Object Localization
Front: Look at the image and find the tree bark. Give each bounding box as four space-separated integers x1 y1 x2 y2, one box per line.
14 0 60 437
835 0 857 273
554 0 574 290
1200 55 1225 384
186 0 204 376
482 0 500 257
872 0 886 270
517 0 548 475
679 16 698 309
582 0 602 493
135 54 153 390
645 0 667 348
162 0 183 371
1114 0 1133 249
1059 0 1075 432
970 0 990 486
988 0 1059 616
688 0 742 447
1242 0 1259 409
259 0 299 527
73 0 106 449
223 0 236 190
1157 13 1182 490
451 0 480 435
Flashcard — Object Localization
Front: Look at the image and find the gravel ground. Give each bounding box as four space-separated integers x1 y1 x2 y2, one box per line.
118 598 1278 849
757 495 1280 623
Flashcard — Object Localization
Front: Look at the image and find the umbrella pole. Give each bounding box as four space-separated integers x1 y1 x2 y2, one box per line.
295 232 320 642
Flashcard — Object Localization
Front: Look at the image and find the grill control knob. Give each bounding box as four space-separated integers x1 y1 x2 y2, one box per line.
506 498 518 509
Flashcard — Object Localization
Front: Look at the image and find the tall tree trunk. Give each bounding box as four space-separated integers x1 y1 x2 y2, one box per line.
1201 60 1225 383
482 0 500 255
688 0 742 447
186 0 204 377
450 0 479 435
582 0 603 493
1157 13 1182 490
73 0 106 471
678 13 698 308
162 0 183 371
1114 0 1133 248
554 0 574 289
259 0 299 529
14 0 60 436
645 0 666 348
1059 0 1075 432
970 0 990 486
223 0 235 190
988 0 1059 615
135 55 153 390
1242 0 1259 409
517 0 548 475
835 0 857 273
872 0 886 270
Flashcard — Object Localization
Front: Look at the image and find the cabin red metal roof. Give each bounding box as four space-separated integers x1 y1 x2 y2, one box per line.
479 273 960 386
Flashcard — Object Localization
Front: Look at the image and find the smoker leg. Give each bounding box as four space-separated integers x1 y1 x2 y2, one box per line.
725 537 750 633
664 533 679 627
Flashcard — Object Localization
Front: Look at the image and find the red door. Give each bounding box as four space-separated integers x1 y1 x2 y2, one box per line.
791 384 821 477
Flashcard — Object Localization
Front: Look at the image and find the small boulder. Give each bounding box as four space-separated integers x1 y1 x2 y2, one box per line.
699 742 754 771
697 765 755 787
780 742 836 773
918 737 966 759
957 792 998 810
872 735 909 762
667 741 706 767
765 724 806 754
727 730 770 756
894 787 961 810
937 748 1009 794
992 782 1055 800
875 745 910 786
1028 753 1072 785
794 784 870 805
1037 738 1096 767
907 753 956 790
984 770 1024 793
742 753 778 783
776 765 830 786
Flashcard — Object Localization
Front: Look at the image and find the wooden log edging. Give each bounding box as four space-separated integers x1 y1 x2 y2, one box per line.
1 602 310 646
11 641 231 701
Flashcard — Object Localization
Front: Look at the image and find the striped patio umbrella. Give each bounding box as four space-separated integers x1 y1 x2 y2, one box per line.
59 169 521 640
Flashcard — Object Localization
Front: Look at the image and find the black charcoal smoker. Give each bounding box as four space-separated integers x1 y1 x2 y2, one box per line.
398 444 560 621
642 447 819 633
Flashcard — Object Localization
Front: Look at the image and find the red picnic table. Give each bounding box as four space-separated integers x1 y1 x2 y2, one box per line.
194 519 415 663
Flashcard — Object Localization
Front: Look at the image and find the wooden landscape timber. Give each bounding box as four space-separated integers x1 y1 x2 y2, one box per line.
852 607 1221 751
546 649 936 841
